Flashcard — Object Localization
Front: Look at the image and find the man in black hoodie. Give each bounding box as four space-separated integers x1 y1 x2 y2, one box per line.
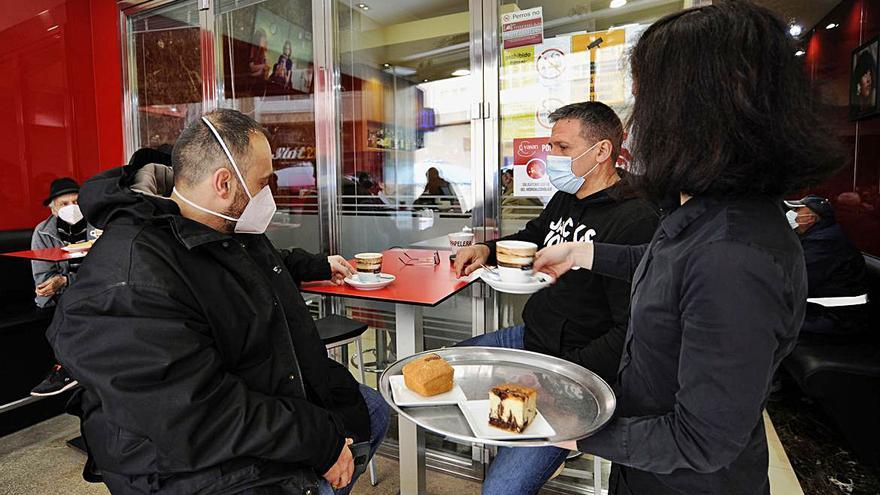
454 102 658 495
47 110 388 494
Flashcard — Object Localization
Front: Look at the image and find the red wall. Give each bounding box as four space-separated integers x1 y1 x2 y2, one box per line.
0 0 124 231
804 0 880 257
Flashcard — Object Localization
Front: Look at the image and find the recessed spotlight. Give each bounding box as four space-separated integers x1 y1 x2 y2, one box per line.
451 68 471 77
795 49 805 57
826 23 839 30
610 0 627 8
356 3 369 10
789 23 802 37
382 63 391 68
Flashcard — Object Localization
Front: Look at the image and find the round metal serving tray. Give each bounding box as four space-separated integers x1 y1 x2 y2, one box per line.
379 347 616 447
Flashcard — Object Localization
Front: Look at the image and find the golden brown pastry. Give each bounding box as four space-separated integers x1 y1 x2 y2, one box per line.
402 353 454 397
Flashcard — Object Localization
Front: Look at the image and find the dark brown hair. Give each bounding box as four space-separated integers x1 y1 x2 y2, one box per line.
627 0 841 201
172 109 266 187
549 101 624 164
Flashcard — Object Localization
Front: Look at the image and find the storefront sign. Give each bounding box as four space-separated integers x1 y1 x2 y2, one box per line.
274 146 315 161
512 137 556 197
501 7 543 50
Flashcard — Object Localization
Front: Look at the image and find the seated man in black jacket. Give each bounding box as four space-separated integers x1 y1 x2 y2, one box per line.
785 195 869 340
454 102 658 495
48 109 388 495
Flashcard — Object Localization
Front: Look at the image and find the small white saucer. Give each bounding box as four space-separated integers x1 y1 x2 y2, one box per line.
389 375 467 407
458 399 556 440
343 273 396 291
478 270 554 295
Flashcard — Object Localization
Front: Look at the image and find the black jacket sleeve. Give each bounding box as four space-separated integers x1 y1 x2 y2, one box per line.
49 283 345 475
482 196 557 264
562 217 659 382
578 241 786 473
280 248 332 284
591 242 650 283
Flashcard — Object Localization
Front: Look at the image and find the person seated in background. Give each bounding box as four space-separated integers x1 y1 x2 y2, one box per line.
786 195 869 340
47 109 388 494
29 177 91 397
453 101 659 495
413 167 458 209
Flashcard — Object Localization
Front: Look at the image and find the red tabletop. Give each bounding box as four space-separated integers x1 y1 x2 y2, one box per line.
301 249 474 307
1 247 88 262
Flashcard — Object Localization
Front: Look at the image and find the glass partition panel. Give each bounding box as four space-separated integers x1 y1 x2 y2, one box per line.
493 1 690 493
333 0 485 481
335 0 477 257
127 1 204 150
216 0 320 251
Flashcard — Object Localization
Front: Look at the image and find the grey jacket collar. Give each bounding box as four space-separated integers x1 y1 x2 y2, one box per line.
36 215 61 242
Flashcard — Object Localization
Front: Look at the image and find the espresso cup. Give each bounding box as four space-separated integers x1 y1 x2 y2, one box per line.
448 232 475 253
354 253 383 283
495 240 538 283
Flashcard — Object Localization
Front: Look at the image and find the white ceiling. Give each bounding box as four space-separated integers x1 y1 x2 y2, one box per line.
357 0 843 32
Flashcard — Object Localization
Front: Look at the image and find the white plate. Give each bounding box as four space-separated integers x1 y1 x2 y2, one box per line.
343 273 395 291
458 399 556 440
61 243 93 252
478 270 554 295
389 375 467 407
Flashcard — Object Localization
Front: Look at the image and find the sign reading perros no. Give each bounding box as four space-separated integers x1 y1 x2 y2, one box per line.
501 7 544 50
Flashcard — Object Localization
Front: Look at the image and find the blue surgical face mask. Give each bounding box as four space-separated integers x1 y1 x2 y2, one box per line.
546 140 602 195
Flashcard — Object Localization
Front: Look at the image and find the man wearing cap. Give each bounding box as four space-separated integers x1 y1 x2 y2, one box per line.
30 177 95 396
785 195 869 338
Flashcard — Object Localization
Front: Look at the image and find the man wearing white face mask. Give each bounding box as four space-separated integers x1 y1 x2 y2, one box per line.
31 177 90 308
29 177 94 397
47 110 387 495
454 102 658 495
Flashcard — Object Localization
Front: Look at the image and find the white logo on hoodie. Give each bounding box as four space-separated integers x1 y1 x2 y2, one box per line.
544 217 596 246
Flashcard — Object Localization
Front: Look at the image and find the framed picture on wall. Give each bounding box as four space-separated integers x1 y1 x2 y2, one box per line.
850 37 878 120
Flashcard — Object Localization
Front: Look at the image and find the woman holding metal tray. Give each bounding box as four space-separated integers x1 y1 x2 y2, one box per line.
533 1 840 494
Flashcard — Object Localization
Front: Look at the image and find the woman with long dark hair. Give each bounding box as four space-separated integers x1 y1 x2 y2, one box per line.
535 1 840 493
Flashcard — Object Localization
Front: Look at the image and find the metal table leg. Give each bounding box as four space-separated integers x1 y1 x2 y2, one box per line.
395 304 426 495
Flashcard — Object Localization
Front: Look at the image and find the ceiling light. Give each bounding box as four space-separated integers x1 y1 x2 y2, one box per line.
451 69 471 77
384 66 417 76
789 23 802 37
382 63 390 68
610 0 627 8
47 25 59 31
356 3 369 10
423 79 429 82
795 49 805 57
826 23 839 30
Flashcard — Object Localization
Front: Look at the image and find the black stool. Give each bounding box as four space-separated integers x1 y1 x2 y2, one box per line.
314 315 378 486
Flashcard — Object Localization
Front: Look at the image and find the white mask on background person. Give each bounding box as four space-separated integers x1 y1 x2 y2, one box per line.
785 210 799 229
58 204 83 225
174 117 276 234
546 140 602 195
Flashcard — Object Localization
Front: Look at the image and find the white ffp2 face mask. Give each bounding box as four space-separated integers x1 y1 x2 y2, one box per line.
785 210 799 229
57 204 83 225
174 117 276 234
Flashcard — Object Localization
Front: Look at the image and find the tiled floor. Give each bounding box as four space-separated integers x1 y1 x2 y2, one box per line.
0 412 805 494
